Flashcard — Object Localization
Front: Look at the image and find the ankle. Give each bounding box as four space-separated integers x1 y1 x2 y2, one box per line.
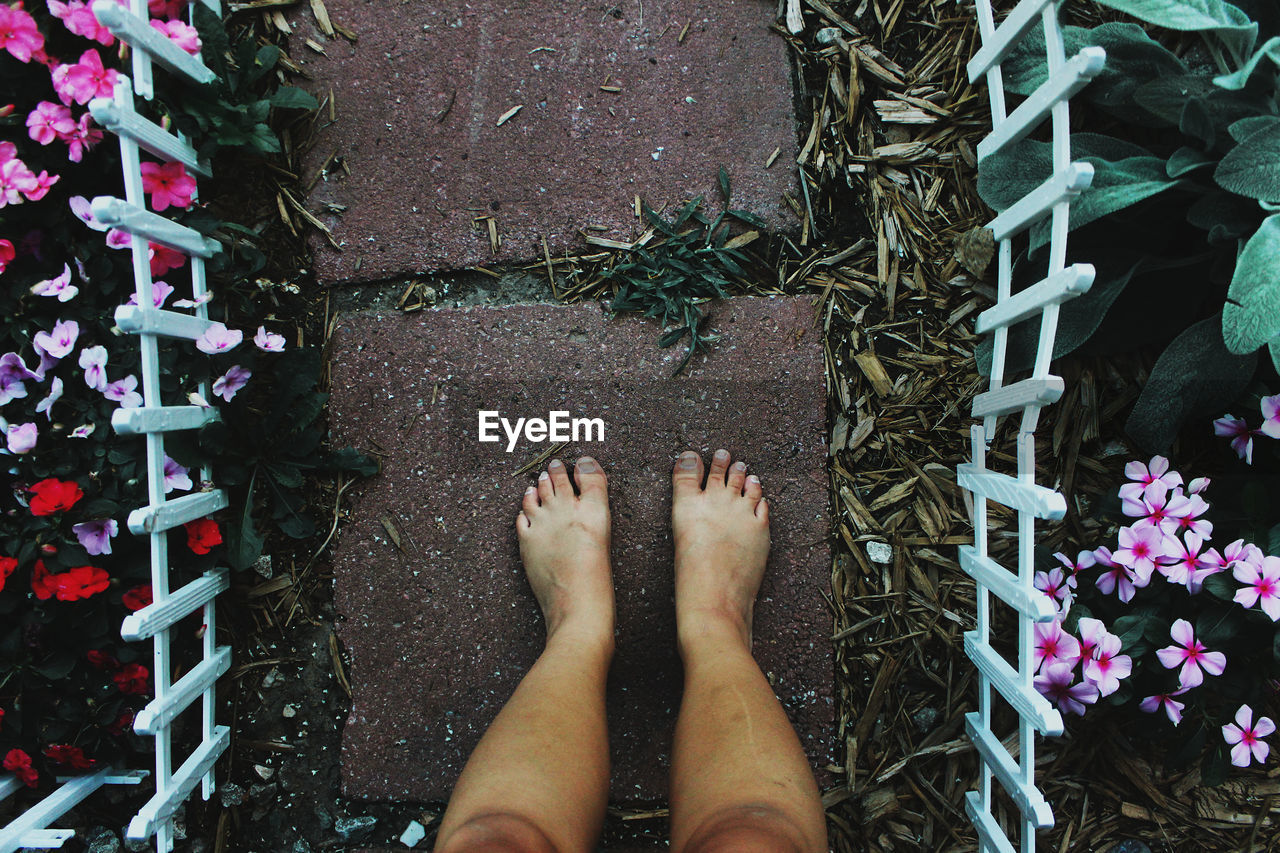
545 614 616 659
677 606 753 660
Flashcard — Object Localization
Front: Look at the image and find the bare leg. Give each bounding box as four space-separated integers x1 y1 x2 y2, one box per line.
434 457 615 853
669 450 827 853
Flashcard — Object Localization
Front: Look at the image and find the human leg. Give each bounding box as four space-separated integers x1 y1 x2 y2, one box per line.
667 450 828 853
434 457 615 853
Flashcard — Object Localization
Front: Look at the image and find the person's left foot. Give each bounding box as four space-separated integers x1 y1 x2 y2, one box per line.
517 457 615 647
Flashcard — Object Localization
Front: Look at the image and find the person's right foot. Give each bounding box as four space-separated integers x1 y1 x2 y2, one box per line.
671 449 770 652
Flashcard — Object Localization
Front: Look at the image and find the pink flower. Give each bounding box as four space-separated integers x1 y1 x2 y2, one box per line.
35 376 62 419
1095 545 1139 603
148 0 185 18
1034 567 1072 610
1119 456 1183 502
1034 660 1098 717
1222 704 1274 767
1081 629 1132 698
0 238 13 274
150 19 200 55
103 374 142 408
0 157 38 207
1172 491 1212 540
140 161 195 211
1262 395 1280 440
70 195 108 230
106 228 131 249
1234 555 1280 621
78 344 108 391
1113 524 1171 582
1053 550 1095 589
72 518 117 555
212 365 251 402
23 170 59 201
1139 689 1188 726
1033 619 1081 673
47 0 115 45
163 455 191 493
1160 531 1207 588
1124 481 1192 536
126 280 174 309
33 318 79 360
30 263 77 301
0 4 44 63
254 326 286 352
7 422 38 454
1214 415 1260 463
1156 618 1227 689
26 101 75 145
195 322 242 355
64 113 103 163
59 49 120 105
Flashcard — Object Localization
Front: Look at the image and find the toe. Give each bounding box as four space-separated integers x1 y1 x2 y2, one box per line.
522 485 540 515
574 457 608 502
755 497 769 521
707 448 731 487
727 459 748 493
672 450 705 495
516 511 530 531
537 470 554 502
744 474 763 504
547 458 572 495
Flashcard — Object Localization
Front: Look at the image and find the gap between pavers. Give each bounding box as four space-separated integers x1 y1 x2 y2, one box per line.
290 0 799 281
327 296 833 805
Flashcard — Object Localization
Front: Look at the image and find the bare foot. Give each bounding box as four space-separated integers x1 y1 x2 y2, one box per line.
517 457 615 648
671 449 770 652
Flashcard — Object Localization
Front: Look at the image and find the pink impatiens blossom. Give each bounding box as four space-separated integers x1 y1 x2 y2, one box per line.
1034 660 1099 717
1120 456 1183 502
70 194 109 230
149 242 186 275
195 322 242 355
26 101 75 145
254 326 286 352
23 170 59 202
1113 524 1171 582
1156 618 1227 689
150 19 200 55
35 376 62 419
1262 394 1280 440
78 345 108 391
140 161 196 211
1233 555 1280 621
30 263 77 302
126 280 174 309
1081 629 1132 698
1214 415 1260 464
163 455 191 493
33 318 79 360
103 374 142 408
0 4 44 63
212 365 251 402
72 518 117 555
0 157 38 207
59 49 120 105
1139 689 1188 726
149 0 185 18
64 113 103 163
1033 619 1081 673
47 0 116 45
6 422 38 454
1222 705 1274 767
0 238 13 274
105 228 131 249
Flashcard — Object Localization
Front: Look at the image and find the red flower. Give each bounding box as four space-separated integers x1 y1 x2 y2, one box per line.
122 584 152 611
30 559 58 600
107 710 134 735
113 663 149 695
0 238 14 274
86 650 119 671
53 566 109 601
3 749 38 788
148 242 185 276
184 517 222 555
0 555 15 591
43 745 94 769
28 478 83 515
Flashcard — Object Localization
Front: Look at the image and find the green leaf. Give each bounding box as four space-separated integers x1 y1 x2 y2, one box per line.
33 651 75 680
1214 35 1280 89
1270 337 1280 375
226 475 264 570
1215 124 1280 202
1126 313 1259 450
1202 741 1232 786
329 447 379 477
1228 115 1280 143
269 87 319 110
1092 0 1257 59
1223 213 1280 352
717 166 730 205
1202 571 1237 601
1167 146 1215 177
1133 74 1262 131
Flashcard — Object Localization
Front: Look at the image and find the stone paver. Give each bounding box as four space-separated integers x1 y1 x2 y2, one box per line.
291 0 798 282
328 297 833 804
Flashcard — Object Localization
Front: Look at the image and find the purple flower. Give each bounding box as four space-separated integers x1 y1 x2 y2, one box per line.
212 365 251 402
1080 627 1131 698
1214 414 1260 463
30 262 76 301
1034 567 1072 611
1160 531 1206 587
6 422 37 454
70 194 110 231
1053 550 1095 590
0 351 40 382
1223 705 1275 767
1234 555 1280 621
1095 545 1139 603
1124 481 1192 536
1113 524 1172 583
1262 395 1280 440
78 345 108 391
105 228 130 250
125 280 173 309
0 374 28 406
35 376 62 420
1033 619 1080 673
1119 455 1183 502
195 322 242 355
104 374 142 408
72 518 118 555
254 326 285 352
163 455 191 493
69 423 95 438
1156 619 1227 689
1034 660 1098 717
32 319 79 360
1139 689 1188 726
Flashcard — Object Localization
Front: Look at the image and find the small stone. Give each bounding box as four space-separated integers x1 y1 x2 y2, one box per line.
261 667 282 689
911 706 940 734
334 814 378 841
219 781 247 808
292 840 312 853
253 763 275 781
85 826 121 853
249 782 277 801
400 819 427 848
254 554 273 578
866 540 893 564
282 704 298 718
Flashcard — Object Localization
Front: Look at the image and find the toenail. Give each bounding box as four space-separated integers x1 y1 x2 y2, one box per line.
733 461 746 472
714 449 729 460
747 475 760 484
577 457 597 473
548 459 563 470
539 471 550 480
677 452 698 469
526 486 536 494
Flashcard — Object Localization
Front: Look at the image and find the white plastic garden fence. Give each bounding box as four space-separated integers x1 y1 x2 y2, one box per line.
958 0 1105 850
1 1 230 851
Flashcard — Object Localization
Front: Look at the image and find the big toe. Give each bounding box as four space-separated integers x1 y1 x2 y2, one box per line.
672 450 705 496
574 457 608 502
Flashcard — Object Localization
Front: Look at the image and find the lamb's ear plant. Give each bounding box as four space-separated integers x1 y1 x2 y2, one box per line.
977 0 1280 450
